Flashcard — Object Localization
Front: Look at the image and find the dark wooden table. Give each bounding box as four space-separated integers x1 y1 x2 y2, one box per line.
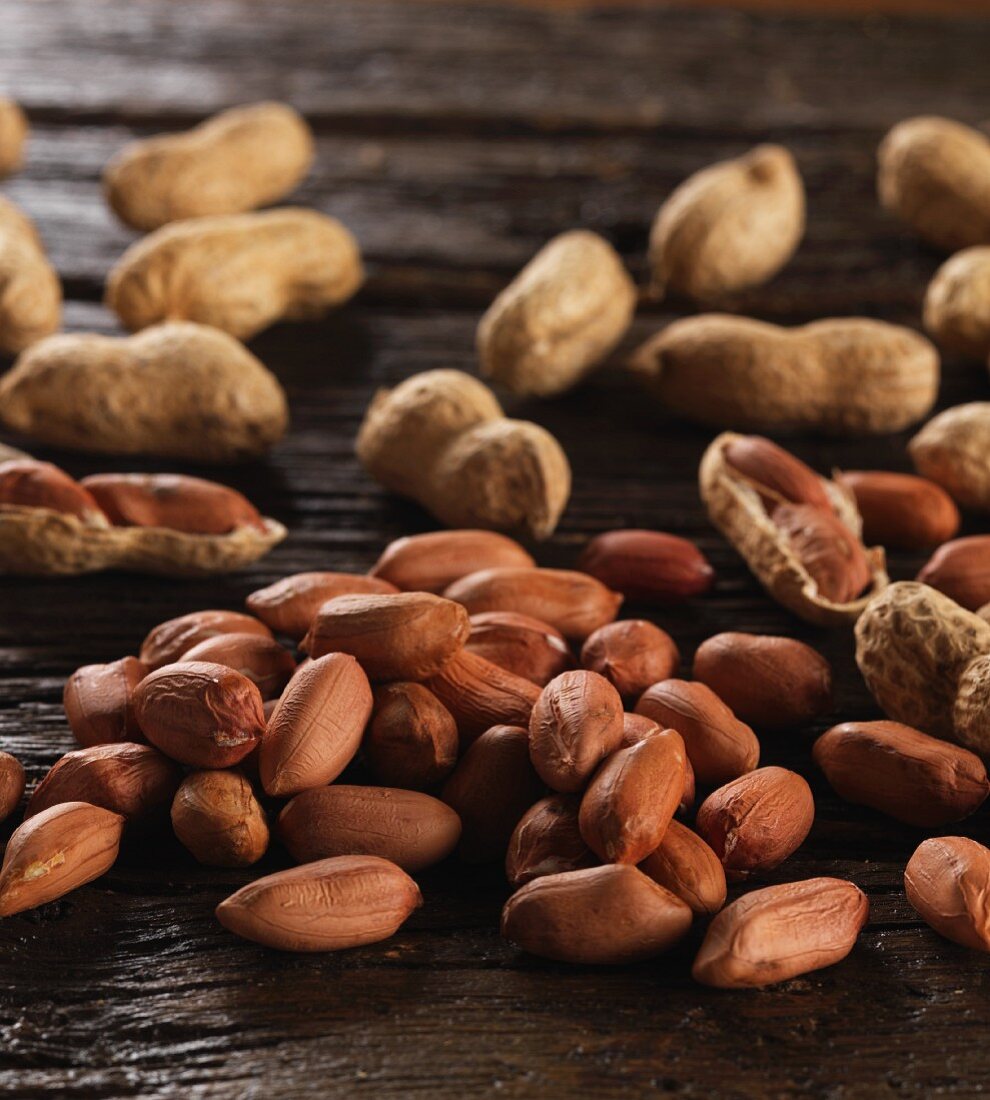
2 2 990 1096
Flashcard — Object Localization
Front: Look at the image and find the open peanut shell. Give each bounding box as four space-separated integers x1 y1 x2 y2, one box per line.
0 505 286 576
699 432 888 626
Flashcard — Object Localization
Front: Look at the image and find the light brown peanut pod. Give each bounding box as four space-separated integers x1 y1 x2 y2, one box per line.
364 682 459 790
259 653 373 797
64 656 147 747
910 404 990 511
441 725 545 863
356 370 571 541
692 877 868 988
0 195 61 355
445 567 621 643
924 247 990 360
104 102 314 230
477 230 636 397
529 670 624 793
639 820 726 916
700 432 887 626
635 679 759 787
0 460 106 525
216 855 422 953
0 802 125 917
835 470 960 550
634 315 938 436
813 721 989 827
26 743 181 823
501 864 692 965
905 836 990 952
140 610 273 670
878 116 990 253
466 611 572 687
425 649 540 743
855 581 990 745
277 786 461 873
0 323 288 462
581 619 679 700
371 529 535 594
302 591 470 682
649 144 804 302
505 795 596 887
107 209 362 340
181 633 296 699
0 98 27 178
0 751 25 823
246 572 398 640
578 727 686 864
171 770 269 868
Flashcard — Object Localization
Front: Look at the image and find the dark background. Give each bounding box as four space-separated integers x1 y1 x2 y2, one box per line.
2 2 990 1096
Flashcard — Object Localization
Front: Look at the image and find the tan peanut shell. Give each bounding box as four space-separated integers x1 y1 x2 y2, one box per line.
171 770 269 868
0 98 27 178
370 529 535 594
649 144 804 302
910 403 990 511
104 101 314 230
246 572 398 640
140 610 273 670
215 854 422 953
0 195 61 355
923 247 990 360
635 315 938 436
700 432 887 626
356 370 571 541
878 116 990 253
64 656 147 746
692 877 868 988
905 836 990 952
477 229 636 397
0 751 26 824
0 322 288 462
107 208 363 340
505 795 596 887
639 820 727 916
425 649 540 742
855 581 990 747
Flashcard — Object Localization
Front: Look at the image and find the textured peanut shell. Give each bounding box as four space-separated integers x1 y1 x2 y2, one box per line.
855 582 990 744
923 247 990 360
636 315 938 436
700 432 887 626
356 369 571 541
477 229 636 397
104 101 314 230
878 116 990 253
0 98 27 178
639 819 727 916
370 529 535 594
649 144 805 302
0 195 61 355
171 770 269 868
905 836 990 952
692 877 868 988
910 403 990 511
505 795 596 887
107 208 363 340
952 653 990 758
215 854 422 953
0 323 288 462
0 503 285 576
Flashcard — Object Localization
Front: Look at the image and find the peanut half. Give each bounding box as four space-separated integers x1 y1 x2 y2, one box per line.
0 195 61 355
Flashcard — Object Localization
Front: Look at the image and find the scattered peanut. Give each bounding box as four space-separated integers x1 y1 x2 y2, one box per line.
0 195 61 355
371 529 535 594
63 657 147 747
171 770 269 867
835 470 960 550
581 619 680 701
924 247 990 359
140 610 273 670
0 751 25 824
639 820 727 916
246 572 399 640
465 611 572 687
577 529 714 604
505 795 595 887
364 682 459 790
905 836 990 952
917 536 990 611
910 404 990 511
425 649 540 742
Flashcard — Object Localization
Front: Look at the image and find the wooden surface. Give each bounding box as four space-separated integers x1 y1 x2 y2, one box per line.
2 2 990 1096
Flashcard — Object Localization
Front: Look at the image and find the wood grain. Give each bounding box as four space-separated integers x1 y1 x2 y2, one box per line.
2 1 990 1096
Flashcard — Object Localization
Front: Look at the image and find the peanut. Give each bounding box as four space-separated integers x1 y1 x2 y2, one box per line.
649 144 804 301
0 98 27 178
133 661 266 768
364 682 459 790
0 802 124 917
171 770 269 867
692 877 868 988
581 619 680 700
0 751 25 824
910 404 990 511
180 633 296 699
905 836 990 952
215 855 422 953
465 611 572 687
620 714 695 814
0 323 288 462
771 503 871 605
301 591 470 682
917 536 990 611
425 649 540 742
505 795 595 887
107 209 362 340
723 434 832 511
635 315 938 436
639 819 727 916
371 529 535 594
356 369 571 540
104 102 314 230
477 230 635 397
693 632 832 731
813 721 989 827
924 247 990 359
0 195 61 355
577 529 714 604
140 610 273 670
63 656 147 747
246 572 398 640
878 116 990 253
501 864 692 965
0 459 105 525
836 470 960 549
277 786 461 873
445 567 621 643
